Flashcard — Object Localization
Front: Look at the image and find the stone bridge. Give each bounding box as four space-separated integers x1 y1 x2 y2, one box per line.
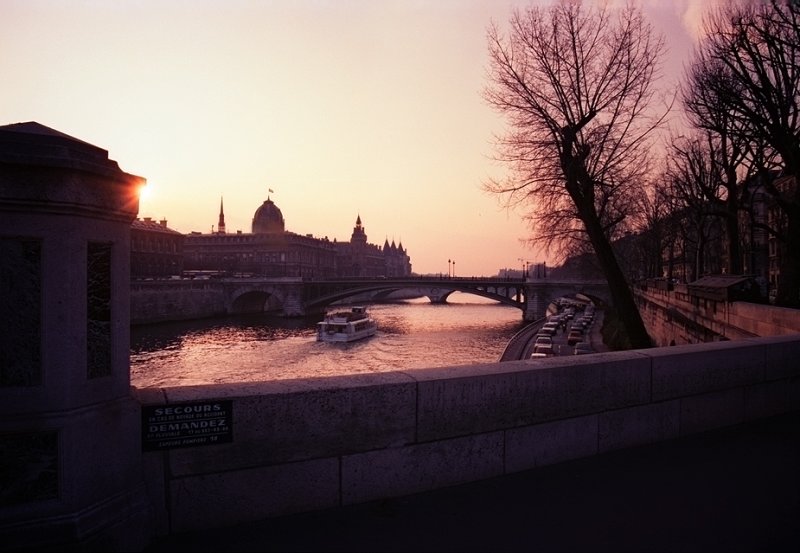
219 276 611 321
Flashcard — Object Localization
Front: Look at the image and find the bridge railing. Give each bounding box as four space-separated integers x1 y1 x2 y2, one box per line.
135 334 800 538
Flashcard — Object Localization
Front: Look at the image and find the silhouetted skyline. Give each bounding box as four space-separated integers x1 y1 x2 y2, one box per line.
1 0 719 275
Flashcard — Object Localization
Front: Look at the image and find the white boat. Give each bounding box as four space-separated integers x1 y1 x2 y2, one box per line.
316 306 377 343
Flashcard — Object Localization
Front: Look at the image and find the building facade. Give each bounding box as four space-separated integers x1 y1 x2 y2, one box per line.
332 215 411 277
131 217 184 278
180 196 412 278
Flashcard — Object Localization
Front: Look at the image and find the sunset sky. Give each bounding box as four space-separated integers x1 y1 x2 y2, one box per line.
1 0 718 276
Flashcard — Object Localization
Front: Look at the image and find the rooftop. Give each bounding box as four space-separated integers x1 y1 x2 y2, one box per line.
0 121 141 181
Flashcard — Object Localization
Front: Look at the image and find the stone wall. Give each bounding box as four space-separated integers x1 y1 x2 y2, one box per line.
135 334 800 536
725 301 800 336
130 281 228 325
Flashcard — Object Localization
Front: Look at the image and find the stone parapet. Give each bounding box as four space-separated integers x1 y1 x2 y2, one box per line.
135 334 800 538
635 286 800 345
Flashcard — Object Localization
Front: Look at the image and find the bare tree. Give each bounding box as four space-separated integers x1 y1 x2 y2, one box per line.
686 0 800 305
681 75 754 275
483 2 668 348
665 134 729 279
631 175 675 280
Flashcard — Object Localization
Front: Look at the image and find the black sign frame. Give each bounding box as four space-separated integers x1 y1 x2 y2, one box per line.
141 400 233 451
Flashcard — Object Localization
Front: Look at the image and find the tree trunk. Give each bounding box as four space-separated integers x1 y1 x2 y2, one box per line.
667 243 675 280
560 134 652 349
725 200 743 275
777 208 800 307
696 222 706 278
582 210 652 349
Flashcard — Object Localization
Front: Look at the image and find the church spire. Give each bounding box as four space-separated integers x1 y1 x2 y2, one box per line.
351 213 367 245
217 197 226 234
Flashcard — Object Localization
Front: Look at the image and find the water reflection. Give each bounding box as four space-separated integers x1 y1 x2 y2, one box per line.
131 312 318 354
131 294 525 388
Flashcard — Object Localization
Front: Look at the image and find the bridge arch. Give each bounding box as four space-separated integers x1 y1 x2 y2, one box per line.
303 282 525 313
555 292 609 309
227 284 288 315
433 285 523 308
230 290 270 314
304 285 408 311
533 285 611 313
216 277 610 321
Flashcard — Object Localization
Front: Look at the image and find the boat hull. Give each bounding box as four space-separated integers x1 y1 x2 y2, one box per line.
316 306 377 343
316 324 377 343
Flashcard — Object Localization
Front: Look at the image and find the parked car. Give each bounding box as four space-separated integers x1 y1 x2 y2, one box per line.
570 321 586 332
540 322 559 336
567 329 584 345
534 342 555 355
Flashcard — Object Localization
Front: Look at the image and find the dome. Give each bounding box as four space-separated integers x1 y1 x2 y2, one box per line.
252 197 285 234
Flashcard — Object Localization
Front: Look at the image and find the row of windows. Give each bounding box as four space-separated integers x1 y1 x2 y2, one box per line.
131 235 181 254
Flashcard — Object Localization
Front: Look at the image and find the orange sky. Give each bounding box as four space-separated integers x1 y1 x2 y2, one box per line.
1 0 715 276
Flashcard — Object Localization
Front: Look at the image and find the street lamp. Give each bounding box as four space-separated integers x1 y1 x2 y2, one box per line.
452 260 455 278
448 259 451 278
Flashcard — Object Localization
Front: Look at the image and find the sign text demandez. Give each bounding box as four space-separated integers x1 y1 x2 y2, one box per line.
142 400 233 451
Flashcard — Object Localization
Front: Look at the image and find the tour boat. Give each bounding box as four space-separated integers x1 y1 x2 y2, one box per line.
316 306 377 343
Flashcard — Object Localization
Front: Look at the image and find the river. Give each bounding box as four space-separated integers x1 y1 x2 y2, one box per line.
130 293 528 388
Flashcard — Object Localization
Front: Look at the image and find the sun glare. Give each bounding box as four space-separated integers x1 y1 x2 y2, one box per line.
138 183 152 201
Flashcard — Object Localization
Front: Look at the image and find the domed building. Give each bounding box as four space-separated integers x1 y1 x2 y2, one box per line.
181 195 411 278
252 197 285 234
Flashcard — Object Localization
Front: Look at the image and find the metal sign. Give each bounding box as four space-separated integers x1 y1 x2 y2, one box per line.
141 400 233 451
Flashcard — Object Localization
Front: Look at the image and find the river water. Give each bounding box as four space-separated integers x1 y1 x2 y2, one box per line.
130 293 528 388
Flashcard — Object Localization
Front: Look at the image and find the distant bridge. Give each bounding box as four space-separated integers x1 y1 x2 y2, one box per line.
218 276 611 321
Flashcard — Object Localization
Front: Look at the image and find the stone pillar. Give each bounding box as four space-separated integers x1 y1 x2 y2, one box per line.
425 288 451 304
0 123 152 550
523 284 549 321
279 284 307 317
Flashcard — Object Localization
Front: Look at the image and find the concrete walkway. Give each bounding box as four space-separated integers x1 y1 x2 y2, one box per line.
144 409 800 552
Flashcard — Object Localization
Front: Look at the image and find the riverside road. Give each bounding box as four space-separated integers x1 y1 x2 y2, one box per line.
500 308 608 361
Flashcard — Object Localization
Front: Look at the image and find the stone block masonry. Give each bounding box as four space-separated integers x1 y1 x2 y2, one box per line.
135 333 800 537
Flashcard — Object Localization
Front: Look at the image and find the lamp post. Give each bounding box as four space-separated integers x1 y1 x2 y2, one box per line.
452 260 455 278
448 259 451 278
